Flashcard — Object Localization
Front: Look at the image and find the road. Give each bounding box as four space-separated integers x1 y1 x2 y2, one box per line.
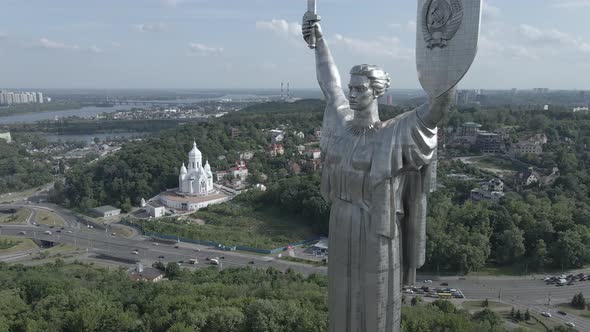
2 202 590 329
0 223 326 277
441 276 590 330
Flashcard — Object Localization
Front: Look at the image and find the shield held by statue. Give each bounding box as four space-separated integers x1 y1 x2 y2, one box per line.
416 0 482 98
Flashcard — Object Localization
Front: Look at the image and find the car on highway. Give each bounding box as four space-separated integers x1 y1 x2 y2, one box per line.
189 258 198 264
158 255 165 259
541 312 552 318
565 322 575 327
174 245 179 249
249 260 255 265
56 230 61 233
210 258 220 265
49 226 55 229
152 242 159 246
423 280 432 283
557 310 567 315
440 282 449 286
44 230 52 235
132 250 139 255
67 230 72 233
18 231 26 235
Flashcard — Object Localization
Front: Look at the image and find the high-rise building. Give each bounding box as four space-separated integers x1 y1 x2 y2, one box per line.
0 91 46 105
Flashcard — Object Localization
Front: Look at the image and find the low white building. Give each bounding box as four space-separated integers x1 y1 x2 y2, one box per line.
231 161 248 181
146 202 166 218
0 132 12 143
158 190 231 212
91 205 121 218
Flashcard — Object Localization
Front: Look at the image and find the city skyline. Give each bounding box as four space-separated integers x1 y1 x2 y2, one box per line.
0 0 589 89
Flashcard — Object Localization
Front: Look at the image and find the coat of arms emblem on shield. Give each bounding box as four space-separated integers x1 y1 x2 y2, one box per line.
422 0 464 49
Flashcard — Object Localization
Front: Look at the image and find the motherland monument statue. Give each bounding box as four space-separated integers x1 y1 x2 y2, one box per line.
302 0 482 330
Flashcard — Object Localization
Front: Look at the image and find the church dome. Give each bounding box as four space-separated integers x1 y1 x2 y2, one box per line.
188 141 202 158
180 163 187 174
204 160 211 172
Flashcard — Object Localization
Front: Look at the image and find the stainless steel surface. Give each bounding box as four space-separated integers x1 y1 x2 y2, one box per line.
303 1 480 331
304 0 320 49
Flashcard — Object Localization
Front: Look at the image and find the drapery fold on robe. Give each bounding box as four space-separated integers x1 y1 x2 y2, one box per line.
369 105 438 267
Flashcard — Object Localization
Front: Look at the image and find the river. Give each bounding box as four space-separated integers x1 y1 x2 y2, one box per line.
42 132 148 144
0 105 134 125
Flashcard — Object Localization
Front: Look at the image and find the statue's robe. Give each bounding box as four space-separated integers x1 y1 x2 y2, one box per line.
321 105 437 332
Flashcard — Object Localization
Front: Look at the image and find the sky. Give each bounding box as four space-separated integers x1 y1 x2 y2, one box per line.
0 0 589 90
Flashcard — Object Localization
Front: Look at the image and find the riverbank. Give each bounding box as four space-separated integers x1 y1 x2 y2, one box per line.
0 104 134 124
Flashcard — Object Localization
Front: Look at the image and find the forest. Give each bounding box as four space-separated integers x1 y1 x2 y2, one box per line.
0 261 519 332
50 99 590 273
0 139 53 195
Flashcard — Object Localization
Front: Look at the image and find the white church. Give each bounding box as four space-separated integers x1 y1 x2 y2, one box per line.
155 141 232 213
178 141 214 195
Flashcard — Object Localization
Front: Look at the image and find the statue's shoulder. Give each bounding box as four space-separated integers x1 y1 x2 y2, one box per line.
380 109 417 129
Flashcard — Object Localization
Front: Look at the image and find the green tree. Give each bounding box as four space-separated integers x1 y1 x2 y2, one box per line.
205 307 245 332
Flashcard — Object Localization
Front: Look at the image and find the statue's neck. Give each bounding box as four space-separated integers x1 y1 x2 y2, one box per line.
351 102 380 128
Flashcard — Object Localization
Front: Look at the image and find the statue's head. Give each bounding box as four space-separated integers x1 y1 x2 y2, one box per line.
348 64 391 111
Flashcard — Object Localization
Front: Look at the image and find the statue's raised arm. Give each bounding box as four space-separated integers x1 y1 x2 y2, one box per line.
302 16 351 149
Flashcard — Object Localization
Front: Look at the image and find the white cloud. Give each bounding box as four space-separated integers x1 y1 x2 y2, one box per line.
161 0 185 7
255 19 301 38
38 38 80 51
332 34 413 60
35 38 104 53
482 1 501 20
135 23 167 33
88 45 103 53
519 24 590 53
479 35 537 60
406 20 417 33
187 42 223 56
551 0 590 9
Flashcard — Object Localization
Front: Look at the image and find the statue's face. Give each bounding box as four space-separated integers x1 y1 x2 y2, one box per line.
348 75 374 111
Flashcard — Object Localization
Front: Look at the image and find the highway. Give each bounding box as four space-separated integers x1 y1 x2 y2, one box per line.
2 202 590 330
0 223 326 277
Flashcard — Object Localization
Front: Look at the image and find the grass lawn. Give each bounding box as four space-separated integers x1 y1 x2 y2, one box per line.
139 203 317 249
33 209 65 226
471 155 528 173
281 256 327 267
500 312 560 332
557 303 590 319
468 264 534 277
461 300 511 312
111 226 134 238
0 235 37 254
0 208 31 224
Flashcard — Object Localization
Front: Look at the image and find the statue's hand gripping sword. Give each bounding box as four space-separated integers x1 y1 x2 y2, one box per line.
304 0 321 49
